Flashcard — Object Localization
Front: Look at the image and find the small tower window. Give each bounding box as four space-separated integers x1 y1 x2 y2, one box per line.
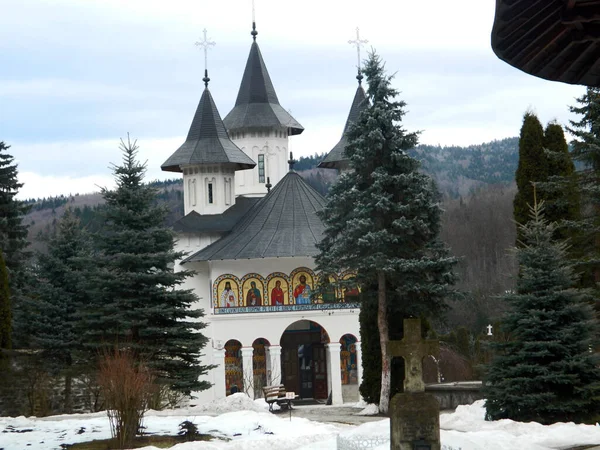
208 182 214 204
258 154 265 183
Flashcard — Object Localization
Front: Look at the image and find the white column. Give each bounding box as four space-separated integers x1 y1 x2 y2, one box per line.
241 347 255 399
326 343 343 405
267 345 282 385
355 342 363 388
212 348 226 400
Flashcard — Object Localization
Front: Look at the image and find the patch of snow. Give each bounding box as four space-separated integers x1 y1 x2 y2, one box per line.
355 403 380 416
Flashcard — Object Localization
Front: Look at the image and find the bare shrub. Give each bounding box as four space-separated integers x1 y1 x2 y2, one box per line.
97 348 155 449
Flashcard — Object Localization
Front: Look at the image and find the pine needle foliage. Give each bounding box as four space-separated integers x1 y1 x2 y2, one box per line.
567 87 600 293
315 52 456 413
79 136 212 395
29 209 93 412
484 201 600 424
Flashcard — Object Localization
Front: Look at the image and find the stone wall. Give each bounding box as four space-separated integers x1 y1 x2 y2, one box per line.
425 381 483 410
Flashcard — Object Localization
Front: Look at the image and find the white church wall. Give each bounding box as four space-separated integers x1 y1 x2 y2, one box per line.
231 128 289 197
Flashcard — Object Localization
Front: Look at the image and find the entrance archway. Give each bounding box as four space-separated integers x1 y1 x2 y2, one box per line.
280 320 330 400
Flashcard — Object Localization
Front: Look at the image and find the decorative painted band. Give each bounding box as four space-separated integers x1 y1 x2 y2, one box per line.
214 302 360 315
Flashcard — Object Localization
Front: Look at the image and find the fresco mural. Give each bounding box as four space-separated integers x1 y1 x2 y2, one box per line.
341 271 360 302
340 334 358 385
315 274 338 304
215 274 240 308
241 274 266 307
224 339 243 395
291 268 314 305
213 269 359 314
267 273 289 306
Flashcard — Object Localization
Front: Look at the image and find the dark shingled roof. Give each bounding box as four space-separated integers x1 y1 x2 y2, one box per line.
172 196 261 234
162 87 256 173
223 41 304 135
319 85 367 169
491 0 600 87
183 171 326 262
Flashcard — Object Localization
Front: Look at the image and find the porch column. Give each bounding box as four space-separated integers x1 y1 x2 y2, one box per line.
212 348 226 400
325 342 343 405
355 341 363 388
266 345 282 385
241 346 255 399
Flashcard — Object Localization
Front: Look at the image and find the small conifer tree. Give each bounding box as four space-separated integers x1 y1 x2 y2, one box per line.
30 209 93 412
485 200 600 424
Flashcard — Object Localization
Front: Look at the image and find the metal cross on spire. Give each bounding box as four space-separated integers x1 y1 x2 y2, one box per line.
348 27 368 84
251 0 258 40
195 28 216 87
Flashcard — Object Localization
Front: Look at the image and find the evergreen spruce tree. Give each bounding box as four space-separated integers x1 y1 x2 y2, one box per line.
513 112 548 243
567 87 600 293
484 201 600 424
315 53 456 413
0 250 10 349
79 137 211 395
0 142 31 347
29 209 93 412
541 122 580 241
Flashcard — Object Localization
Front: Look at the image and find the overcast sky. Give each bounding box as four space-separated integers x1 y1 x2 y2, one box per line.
1 0 586 199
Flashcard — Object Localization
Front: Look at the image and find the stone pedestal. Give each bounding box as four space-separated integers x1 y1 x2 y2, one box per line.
390 392 440 450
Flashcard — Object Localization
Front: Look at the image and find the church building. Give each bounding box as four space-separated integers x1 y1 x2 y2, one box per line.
162 22 368 404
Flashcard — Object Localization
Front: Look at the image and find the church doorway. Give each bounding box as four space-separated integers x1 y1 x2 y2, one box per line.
280 320 330 400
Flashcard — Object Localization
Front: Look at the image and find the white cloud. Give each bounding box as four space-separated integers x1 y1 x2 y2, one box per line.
18 172 115 200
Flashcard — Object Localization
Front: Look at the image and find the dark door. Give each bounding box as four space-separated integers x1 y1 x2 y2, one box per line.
313 344 328 399
299 344 313 398
282 346 298 394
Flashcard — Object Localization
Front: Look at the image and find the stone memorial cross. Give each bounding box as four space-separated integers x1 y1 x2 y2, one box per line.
387 318 440 393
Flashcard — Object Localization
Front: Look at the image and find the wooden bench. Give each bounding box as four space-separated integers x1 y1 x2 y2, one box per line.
262 384 297 412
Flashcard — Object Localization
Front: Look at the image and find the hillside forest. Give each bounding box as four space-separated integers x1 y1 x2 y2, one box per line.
23 137 520 334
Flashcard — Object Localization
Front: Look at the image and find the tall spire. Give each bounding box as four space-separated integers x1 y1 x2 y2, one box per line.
162 30 255 173
223 11 303 134
195 28 216 87
348 27 368 85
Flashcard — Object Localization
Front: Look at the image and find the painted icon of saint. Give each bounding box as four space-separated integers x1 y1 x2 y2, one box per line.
322 277 337 303
293 274 312 305
220 281 237 307
271 280 284 305
246 281 262 306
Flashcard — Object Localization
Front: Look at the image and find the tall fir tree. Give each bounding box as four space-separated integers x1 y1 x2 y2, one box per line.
513 112 548 243
315 53 456 413
0 142 30 348
484 200 600 424
29 209 93 412
78 137 212 395
0 142 30 282
567 87 600 294
541 122 580 238
0 250 10 349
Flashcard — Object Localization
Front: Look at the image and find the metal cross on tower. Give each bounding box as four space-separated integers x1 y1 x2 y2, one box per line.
195 28 216 87
348 27 368 83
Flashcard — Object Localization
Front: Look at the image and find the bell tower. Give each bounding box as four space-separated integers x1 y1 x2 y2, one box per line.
223 21 303 197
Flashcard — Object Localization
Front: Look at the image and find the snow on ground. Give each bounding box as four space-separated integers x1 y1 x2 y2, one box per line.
1 396 600 450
